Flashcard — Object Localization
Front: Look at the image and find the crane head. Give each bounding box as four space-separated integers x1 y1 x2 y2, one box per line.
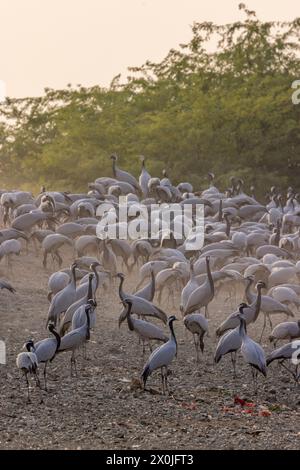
115 272 125 280
168 315 177 324
238 302 248 313
256 280 266 289
87 298 97 308
48 323 56 332
24 340 35 352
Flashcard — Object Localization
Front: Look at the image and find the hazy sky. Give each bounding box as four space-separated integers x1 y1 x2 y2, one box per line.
1 0 299 98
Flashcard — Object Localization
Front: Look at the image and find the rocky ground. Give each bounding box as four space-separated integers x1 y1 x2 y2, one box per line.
1 248 300 450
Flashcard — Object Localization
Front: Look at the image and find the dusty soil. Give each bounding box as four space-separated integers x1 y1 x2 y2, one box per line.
1 247 300 450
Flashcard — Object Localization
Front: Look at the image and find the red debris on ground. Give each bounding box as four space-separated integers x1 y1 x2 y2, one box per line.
181 401 198 410
222 396 271 417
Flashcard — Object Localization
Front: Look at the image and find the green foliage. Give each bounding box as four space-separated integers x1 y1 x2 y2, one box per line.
0 4 299 197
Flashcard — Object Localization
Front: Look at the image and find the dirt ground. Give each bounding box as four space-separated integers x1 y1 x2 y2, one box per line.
1 246 300 450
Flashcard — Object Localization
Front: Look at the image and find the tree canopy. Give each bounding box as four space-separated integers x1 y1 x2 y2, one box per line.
0 4 300 197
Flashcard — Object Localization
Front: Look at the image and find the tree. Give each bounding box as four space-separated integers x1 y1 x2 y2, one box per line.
0 4 299 197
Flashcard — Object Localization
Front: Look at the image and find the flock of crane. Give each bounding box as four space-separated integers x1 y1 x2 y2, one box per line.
2 154 300 402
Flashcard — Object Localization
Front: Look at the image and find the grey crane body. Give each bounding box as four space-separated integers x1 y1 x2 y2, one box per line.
183 256 214 317
47 263 77 327
122 299 168 353
34 324 61 390
267 341 300 382
117 273 167 325
16 341 40 402
12 211 55 233
216 281 265 336
180 260 200 313
141 315 177 394
238 308 267 393
245 276 294 341
57 223 86 239
72 299 97 330
139 156 151 198
214 326 241 377
111 154 140 192
267 341 300 363
119 267 157 324
0 228 28 242
48 271 70 300
269 320 300 346
58 304 92 376
184 313 208 362
42 233 73 268
133 266 156 301
59 270 96 335
75 261 101 300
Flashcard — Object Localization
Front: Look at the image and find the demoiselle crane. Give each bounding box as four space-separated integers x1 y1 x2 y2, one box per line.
269 320 300 346
116 273 167 324
122 299 168 353
47 262 77 327
58 303 92 376
16 341 41 402
184 313 208 362
141 315 178 394
267 341 300 382
34 324 61 390
183 256 214 317
238 310 267 394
